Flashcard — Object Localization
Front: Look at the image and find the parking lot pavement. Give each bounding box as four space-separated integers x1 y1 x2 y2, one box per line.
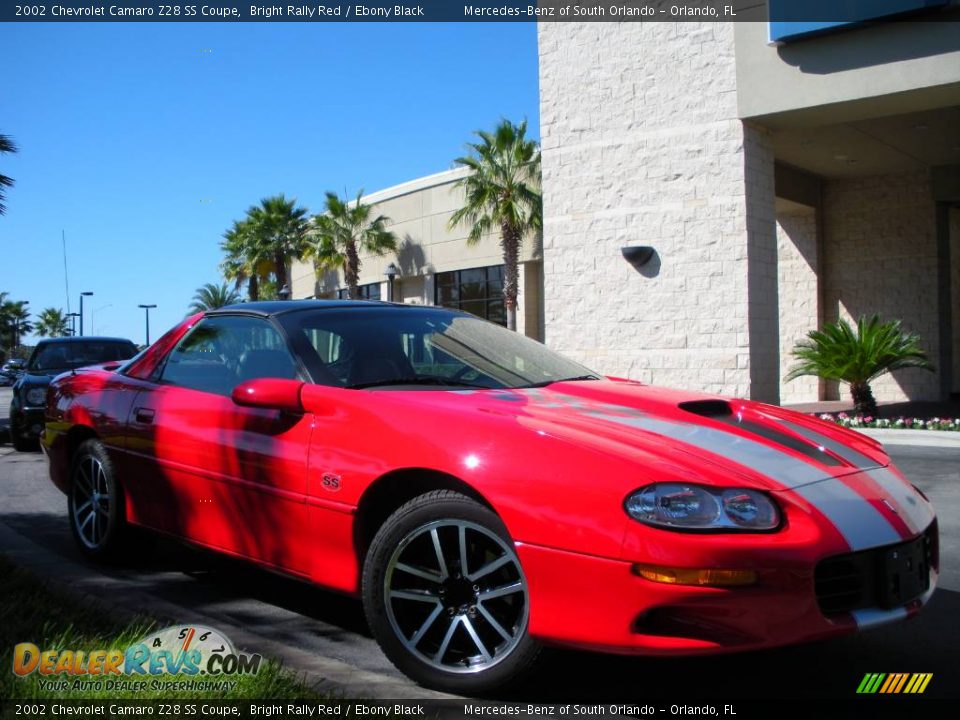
0 436 957 700
0 387 11 445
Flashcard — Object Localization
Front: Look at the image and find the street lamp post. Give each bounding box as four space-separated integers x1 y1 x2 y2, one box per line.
79 291 93 336
138 304 157 346
66 312 80 336
384 262 399 302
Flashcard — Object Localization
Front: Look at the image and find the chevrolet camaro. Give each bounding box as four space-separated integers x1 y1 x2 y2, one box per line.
42 301 938 693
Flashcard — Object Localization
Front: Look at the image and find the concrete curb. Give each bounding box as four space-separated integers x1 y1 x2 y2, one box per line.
0 520 453 701
855 428 960 448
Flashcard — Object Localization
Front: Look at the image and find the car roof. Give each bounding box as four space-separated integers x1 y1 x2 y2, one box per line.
208 299 409 317
35 336 135 345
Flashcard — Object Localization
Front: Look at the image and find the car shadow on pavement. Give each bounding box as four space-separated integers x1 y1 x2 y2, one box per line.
1 511 371 637
511 590 960 701
2 509 958 700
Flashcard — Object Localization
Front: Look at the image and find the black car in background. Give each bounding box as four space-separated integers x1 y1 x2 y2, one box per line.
1 359 26 386
9 337 138 451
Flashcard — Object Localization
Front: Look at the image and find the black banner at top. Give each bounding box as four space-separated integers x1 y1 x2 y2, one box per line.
2 0 959 23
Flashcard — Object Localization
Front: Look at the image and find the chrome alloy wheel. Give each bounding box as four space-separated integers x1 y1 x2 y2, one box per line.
384 519 529 674
71 454 113 550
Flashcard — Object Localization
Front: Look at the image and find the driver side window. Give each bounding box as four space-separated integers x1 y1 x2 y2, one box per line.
160 315 298 396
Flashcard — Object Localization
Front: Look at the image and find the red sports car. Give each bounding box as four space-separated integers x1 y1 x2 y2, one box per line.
43 301 938 693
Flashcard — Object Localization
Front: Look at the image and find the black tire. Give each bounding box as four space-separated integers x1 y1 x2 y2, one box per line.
12 433 39 452
10 413 39 452
362 490 540 694
68 439 129 562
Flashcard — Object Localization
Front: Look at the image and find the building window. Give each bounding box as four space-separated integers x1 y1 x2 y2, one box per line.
337 283 381 301
435 265 505 326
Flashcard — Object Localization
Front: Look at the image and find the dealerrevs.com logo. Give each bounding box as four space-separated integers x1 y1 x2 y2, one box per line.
12 625 262 693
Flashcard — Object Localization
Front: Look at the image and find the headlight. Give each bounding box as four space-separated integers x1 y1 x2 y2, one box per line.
25 388 47 406
625 483 780 531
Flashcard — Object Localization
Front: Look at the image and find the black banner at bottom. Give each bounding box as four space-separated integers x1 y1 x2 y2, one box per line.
0 699 957 720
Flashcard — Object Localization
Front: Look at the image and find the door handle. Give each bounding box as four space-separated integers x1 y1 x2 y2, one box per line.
135 407 155 424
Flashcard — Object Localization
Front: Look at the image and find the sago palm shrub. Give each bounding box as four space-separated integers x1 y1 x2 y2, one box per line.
786 315 934 417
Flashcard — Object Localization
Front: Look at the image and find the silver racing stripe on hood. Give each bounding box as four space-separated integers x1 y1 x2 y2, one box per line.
553 401 829 489
772 417 879 468
791 479 903 551
865 467 936 536
519 391 907 551
776 418 934 537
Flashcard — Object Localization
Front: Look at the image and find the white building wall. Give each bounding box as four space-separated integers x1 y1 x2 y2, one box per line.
777 207 820 403
822 170 941 401
538 22 779 400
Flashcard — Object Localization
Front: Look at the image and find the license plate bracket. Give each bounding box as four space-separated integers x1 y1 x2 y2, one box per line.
879 535 929 608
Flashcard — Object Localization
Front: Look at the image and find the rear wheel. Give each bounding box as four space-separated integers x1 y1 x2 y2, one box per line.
68 439 128 561
362 490 540 694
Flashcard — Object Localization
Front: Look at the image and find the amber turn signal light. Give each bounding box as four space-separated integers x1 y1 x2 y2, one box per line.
632 564 758 587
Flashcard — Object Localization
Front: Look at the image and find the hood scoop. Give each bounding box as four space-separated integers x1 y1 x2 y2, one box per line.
679 399 846 468
678 399 732 418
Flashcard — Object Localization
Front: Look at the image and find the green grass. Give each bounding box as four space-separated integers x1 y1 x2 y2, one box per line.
0 554 327 700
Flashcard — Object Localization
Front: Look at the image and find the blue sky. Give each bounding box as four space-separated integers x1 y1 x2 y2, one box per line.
0 22 539 343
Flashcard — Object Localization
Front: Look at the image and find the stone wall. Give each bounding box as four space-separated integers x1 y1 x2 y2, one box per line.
822 170 940 401
537 22 779 400
777 207 820 403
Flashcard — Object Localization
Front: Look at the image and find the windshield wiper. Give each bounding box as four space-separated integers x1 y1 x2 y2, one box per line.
522 375 601 389
349 376 488 390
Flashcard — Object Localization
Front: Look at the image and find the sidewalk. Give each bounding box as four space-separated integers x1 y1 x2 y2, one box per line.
785 397 960 419
856 428 960 447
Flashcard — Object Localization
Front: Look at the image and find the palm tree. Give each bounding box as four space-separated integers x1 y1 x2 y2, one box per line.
220 219 270 301
189 283 241 313
449 119 542 331
308 190 397 300
245 195 310 291
35 308 70 338
786 315 935 417
1 298 32 349
1 133 18 215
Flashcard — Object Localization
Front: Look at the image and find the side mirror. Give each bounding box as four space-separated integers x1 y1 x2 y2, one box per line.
231 378 305 413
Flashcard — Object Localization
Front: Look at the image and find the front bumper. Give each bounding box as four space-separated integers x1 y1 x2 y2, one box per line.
517 522 938 655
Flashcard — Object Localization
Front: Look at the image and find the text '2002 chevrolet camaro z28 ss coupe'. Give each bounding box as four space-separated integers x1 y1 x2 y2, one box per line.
42 301 938 693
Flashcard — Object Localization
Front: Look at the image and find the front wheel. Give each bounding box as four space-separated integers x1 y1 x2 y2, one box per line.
362 490 540 694
68 439 128 561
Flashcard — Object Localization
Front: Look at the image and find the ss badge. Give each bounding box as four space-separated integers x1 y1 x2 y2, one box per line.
321 473 342 492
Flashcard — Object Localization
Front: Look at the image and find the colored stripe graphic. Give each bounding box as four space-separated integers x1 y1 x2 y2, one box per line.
857 673 932 694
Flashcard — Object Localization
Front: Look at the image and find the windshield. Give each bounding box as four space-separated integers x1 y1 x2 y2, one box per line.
283 307 600 390
27 341 138 373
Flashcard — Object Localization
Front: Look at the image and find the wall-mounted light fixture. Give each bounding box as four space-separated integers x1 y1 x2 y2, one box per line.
621 246 655 268
384 262 399 302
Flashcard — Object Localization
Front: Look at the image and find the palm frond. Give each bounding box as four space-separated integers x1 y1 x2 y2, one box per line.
786 314 934 384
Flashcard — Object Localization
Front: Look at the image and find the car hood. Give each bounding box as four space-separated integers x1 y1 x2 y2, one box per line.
390 378 891 493
17 372 56 387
